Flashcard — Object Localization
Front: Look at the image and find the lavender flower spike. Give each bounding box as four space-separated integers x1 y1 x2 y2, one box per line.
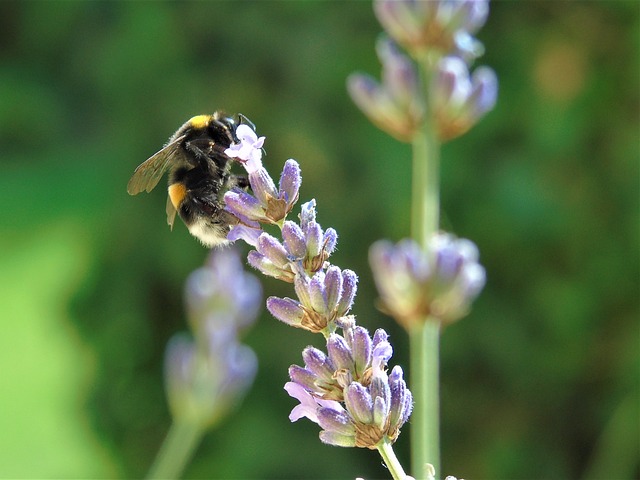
369 233 486 328
286 327 412 449
165 248 261 428
374 0 489 60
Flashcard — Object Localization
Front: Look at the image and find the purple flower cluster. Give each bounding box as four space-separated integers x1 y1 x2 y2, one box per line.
224 134 354 335
286 323 412 449
374 0 489 60
221 125 413 450
164 248 261 429
348 0 497 143
369 233 486 328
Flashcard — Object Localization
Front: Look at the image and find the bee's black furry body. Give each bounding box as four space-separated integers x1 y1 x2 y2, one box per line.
127 113 250 247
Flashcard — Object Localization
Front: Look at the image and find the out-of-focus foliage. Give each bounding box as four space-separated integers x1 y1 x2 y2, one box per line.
0 1 637 479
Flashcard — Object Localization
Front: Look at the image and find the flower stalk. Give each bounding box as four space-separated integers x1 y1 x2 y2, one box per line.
410 58 442 480
377 438 409 480
146 421 204 479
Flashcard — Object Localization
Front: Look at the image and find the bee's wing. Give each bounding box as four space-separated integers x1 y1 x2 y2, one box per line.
126 135 186 195
166 195 178 230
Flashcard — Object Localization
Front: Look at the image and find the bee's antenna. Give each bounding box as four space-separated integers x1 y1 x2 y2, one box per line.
238 113 256 132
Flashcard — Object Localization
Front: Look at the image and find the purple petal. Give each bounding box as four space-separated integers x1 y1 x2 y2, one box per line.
284 382 320 423
227 224 262 247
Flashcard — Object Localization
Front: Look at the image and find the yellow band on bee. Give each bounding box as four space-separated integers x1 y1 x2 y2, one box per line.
168 182 187 209
188 115 210 130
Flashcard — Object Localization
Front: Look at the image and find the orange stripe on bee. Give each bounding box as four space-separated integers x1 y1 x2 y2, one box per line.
168 183 187 209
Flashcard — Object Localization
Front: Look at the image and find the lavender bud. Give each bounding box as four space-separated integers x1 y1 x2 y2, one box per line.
317 407 357 437
282 221 307 259
278 159 301 207
304 221 324 259
372 394 390 430
266 296 304 327
319 429 357 448
344 383 374 424
299 199 317 229
323 228 338 255
388 365 409 427
248 167 278 207
301 346 335 382
224 189 264 222
308 271 328 314
288 365 318 391
257 233 289 267
327 334 355 371
372 340 393 371
372 328 389 347
350 326 373 377
336 269 358 317
324 266 344 313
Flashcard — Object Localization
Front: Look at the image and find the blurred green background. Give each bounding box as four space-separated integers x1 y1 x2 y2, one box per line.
0 1 637 479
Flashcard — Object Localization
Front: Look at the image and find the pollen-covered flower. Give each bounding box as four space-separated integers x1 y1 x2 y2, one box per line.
267 266 358 334
374 0 489 60
286 327 412 449
430 56 498 141
369 233 486 328
224 159 301 227
164 248 261 428
348 36 423 142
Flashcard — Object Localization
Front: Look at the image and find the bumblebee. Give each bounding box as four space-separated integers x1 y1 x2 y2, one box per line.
127 112 250 247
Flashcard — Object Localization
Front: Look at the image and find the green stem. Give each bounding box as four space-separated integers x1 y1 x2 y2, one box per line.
410 319 441 479
377 439 408 480
411 117 440 246
146 421 204 479
410 59 442 480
